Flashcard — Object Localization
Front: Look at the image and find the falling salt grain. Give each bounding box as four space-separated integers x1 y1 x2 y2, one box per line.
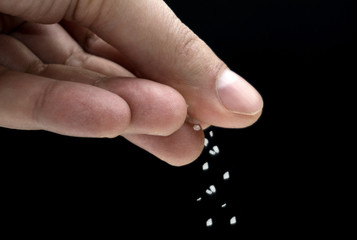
221 203 227 208
206 189 213 195
212 145 220 154
202 162 209 171
209 185 216 193
193 124 201 131
209 131 214 138
209 150 216 156
196 197 202 202
230 216 237 225
206 218 213 227
204 138 209 147
223 171 230 180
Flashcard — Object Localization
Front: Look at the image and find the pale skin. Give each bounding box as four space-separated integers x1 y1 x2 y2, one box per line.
0 0 263 166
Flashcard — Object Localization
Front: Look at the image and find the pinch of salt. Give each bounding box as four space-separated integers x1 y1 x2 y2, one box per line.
202 162 209 171
193 124 201 131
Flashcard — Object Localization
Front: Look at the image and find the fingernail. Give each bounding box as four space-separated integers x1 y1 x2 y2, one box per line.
216 69 263 115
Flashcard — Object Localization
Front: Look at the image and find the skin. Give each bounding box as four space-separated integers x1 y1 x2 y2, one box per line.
0 0 263 166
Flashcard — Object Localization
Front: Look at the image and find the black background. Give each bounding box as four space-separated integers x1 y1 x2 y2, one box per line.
1 0 355 237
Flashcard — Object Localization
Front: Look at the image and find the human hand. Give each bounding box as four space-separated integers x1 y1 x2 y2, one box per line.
0 0 263 166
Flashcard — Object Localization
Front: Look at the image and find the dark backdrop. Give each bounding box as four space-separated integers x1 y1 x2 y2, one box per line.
1 0 355 237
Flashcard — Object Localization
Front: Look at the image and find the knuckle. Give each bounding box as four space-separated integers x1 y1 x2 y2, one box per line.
66 0 109 28
83 30 100 52
174 24 201 60
26 60 47 75
170 19 227 84
65 50 86 67
32 80 57 126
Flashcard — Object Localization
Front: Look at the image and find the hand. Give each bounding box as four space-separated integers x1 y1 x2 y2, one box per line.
0 0 263 166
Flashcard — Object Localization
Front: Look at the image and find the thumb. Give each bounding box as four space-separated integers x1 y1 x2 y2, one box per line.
0 0 263 128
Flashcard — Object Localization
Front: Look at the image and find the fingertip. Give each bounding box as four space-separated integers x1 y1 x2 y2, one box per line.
125 123 205 167
153 85 188 136
166 130 204 167
241 108 263 128
98 78 188 137
165 128 205 167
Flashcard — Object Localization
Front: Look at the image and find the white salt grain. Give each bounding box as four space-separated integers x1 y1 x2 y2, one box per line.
212 145 220 154
202 162 209 171
223 171 230 180
204 138 209 147
209 150 216 156
206 218 213 227
230 216 237 225
193 124 201 131
209 131 214 137
196 197 202 202
206 189 213 195
221 203 227 208
209 185 216 193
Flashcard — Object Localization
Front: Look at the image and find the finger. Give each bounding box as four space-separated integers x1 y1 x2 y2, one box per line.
0 67 130 137
0 0 263 129
0 31 203 163
0 33 104 81
37 68 188 137
60 20 136 74
0 34 187 136
11 22 134 77
96 78 188 136
124 123 204 166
